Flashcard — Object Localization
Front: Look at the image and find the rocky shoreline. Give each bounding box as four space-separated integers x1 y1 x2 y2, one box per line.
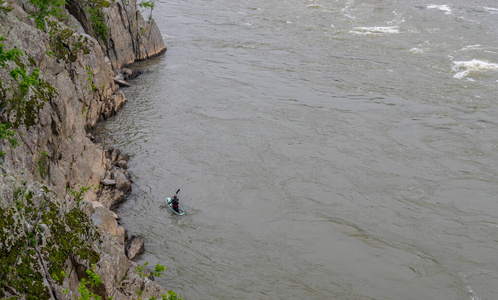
0 0 174 298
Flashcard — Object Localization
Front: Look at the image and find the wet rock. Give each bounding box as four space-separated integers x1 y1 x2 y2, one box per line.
118 68 144 80
118 153 130 162
114 170 132 192
115 159 128 169
108 149 130 168
114 74 131 87
111 149 121 163
112 189 125 204
102 179 117 186
126 236 145 261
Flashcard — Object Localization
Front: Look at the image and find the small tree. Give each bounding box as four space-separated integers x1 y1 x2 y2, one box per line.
76 264 102 300
138 0 155 22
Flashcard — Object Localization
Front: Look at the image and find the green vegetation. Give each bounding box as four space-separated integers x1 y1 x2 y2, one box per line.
0 0 13 14
166 290 182 300
137 0 155 45
136 261 149 278
139 0 155 21
136 261 166 278
0 182 182 299
85 65 99 92
0 123 19 159
85 0 111 45
47 20 90 65
37 150 49 178
153 263 166 277
0 36 57 159
0 172 182 298
66 183 93 205
21 0 103 64
0 36 56 128
29 0 67 31
76 264 102 300
0 184 100 299
135 262 182 300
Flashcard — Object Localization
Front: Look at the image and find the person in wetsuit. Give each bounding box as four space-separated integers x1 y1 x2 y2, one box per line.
171 194 180 213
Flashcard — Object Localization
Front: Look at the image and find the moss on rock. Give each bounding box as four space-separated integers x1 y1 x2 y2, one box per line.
0 183 101 298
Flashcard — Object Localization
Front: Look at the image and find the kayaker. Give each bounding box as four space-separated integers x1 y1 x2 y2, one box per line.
171 194 180 213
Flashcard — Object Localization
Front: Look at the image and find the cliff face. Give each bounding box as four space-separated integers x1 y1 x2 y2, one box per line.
66 0 166 69
0 0 169 298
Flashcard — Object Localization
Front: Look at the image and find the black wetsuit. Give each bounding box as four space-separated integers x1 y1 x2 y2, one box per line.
171 196 179 213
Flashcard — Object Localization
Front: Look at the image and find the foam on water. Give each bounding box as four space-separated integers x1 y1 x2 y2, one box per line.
459 270 498 300
427 4 452 14
350 26 400 35
409 41 431 54
452 59 498 79
460 44 482 51
306 4 325 10
484 7 498 14
409 48 425 54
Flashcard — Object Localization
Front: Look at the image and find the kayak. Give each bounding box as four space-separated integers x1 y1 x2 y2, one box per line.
166 197 185 215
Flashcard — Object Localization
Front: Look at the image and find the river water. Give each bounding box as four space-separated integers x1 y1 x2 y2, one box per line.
99 0 498 299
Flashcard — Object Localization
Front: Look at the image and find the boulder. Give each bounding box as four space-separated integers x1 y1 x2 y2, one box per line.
126 236 145 261
111 149 121 163
113 74 131 87
115 159 128 169
114 170 132 192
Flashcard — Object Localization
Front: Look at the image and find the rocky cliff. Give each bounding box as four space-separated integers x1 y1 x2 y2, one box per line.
0 0 172 298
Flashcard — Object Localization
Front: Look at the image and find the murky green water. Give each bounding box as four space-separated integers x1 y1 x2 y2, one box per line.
100 1 498 299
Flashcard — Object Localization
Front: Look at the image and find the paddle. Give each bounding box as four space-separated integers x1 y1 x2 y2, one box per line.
167 189 180 205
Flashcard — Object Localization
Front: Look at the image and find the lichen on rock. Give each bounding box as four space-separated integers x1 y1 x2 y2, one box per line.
0 172 99 299
0 0 171 298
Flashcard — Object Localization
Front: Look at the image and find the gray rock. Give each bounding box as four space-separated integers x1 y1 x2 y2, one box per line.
111 149 121 163
102 179 117 186
104 0 166 69
114 75 131 87
118 68 143 80
114 170 132 192
99 234 132 296
115 159 128 169
126 236 145 261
